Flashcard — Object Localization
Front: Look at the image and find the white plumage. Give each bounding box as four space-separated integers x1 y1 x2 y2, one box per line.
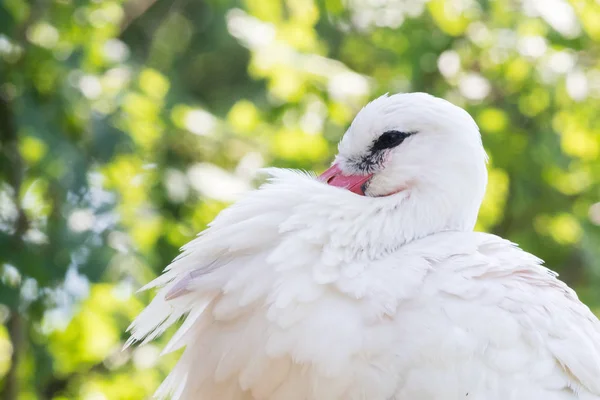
128 93 600 400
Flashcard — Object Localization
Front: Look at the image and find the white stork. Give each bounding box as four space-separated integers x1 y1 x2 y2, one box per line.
128 92 600 400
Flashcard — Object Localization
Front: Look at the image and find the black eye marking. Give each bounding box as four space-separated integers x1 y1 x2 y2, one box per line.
345 130 417 174
369 130 416 153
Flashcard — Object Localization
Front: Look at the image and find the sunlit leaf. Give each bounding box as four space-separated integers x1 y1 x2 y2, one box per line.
138 69 170 100
18 135 47 165
428 0 470 36
227 100 261 133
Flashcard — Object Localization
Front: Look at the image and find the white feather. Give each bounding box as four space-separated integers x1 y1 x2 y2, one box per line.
128 93 600 400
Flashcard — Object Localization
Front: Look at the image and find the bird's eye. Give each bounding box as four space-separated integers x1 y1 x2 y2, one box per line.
370 130 415 153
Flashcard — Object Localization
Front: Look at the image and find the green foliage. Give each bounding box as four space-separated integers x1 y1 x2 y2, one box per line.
0 0 599 398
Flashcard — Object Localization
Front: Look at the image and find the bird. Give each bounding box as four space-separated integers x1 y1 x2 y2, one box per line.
127 92 600 400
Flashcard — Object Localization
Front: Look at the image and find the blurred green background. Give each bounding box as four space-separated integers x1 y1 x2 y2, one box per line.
1 0 600 398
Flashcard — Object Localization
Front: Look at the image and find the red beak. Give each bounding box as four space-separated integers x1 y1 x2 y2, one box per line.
318 164 373 196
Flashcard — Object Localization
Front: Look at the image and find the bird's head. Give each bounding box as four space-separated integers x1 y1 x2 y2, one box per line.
320 92 488 233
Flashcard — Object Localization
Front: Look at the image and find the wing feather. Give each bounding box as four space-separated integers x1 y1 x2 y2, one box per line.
437 233 600 396
128 168 600 399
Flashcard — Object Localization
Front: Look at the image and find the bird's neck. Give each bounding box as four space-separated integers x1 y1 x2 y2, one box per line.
272 171 468 263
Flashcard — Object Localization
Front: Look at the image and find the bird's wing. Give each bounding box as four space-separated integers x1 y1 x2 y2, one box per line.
419 232 600 397
126 169 308 342
127 168 373 399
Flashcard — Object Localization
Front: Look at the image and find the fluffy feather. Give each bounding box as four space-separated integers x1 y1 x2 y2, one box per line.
128 93 600 400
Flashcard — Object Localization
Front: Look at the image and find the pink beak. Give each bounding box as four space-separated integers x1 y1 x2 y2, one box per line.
318 164 373 196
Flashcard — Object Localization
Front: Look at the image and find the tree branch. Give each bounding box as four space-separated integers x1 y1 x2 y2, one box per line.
120 0 160 34
0 69 28 400
1 313 23 400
